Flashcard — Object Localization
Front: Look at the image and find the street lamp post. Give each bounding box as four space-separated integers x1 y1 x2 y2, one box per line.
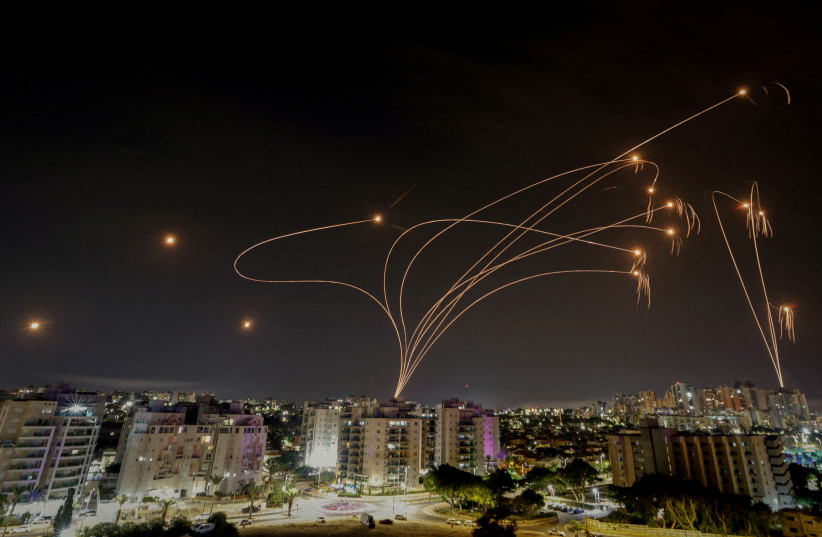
592 487 600 510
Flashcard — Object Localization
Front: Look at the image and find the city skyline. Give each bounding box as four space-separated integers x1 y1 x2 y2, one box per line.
2 6 821 409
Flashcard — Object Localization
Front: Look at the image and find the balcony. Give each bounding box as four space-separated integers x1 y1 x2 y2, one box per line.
23 420 51 427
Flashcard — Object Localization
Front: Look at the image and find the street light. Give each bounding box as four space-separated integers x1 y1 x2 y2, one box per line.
592 487 600 509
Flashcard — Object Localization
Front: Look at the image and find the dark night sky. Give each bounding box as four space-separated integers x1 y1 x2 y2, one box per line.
2 4 821 409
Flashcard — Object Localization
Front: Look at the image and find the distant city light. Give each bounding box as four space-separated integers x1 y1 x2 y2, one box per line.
30 322 39 329
243 321 252 329
374 215 382 222
647 187 654 194
165 236 175 245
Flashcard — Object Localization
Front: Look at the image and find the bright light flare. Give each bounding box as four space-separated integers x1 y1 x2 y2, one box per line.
165 236 175 245
666 202 673 208
739 89 747 95
647 187 654 194
243 321 252 329
666 228 675 235
31 322 40 329
632 156 639 161
374 215 382 223
634 249 641 256
68 404 87 415
742 203 750 209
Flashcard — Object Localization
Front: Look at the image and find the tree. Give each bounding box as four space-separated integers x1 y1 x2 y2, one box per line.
208 475 226 515
466 482 497 514
158 499 177 526
114 495 128 525
556 459 598 502
53 488 75 535
608 474 775 537
485 468 515 497
282 488 299 517
1 486 29 536
424 464 481 513
565 520 585 536
522 466 558 492
245 485 261 519
513 489 544 516
472 507 516 537
262 458 278 496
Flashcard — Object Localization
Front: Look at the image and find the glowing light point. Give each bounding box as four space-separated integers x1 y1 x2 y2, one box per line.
30 322 39 329
243 321 252 329
68 404 87 415
374 215 382 222
165 236 175 245
632 155 639 161
758 211 764 216
667 228 675 235
743 203 750 209
667 201 674 208
647 187 654 194
633 271 640 276
783 306 790 312
739 89 747 95
634 249 641 256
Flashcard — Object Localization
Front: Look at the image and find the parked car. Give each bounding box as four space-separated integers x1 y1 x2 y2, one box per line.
316 517 326 523
239 520 252 527
378 519 393 525
463 520 477 528
547 530 566 536
394 514 407 521
8 527 32 534
573 508 585 514
446 519 462 525
240 505 261 514
191 523 215 534
305 486 312 492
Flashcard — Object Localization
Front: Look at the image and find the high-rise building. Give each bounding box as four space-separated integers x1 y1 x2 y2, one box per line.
434 399 499 476
336 399 423 490
115 399 266 499
300 399 343 468
608 420 793 509
0 389 104 499
671 382 699 415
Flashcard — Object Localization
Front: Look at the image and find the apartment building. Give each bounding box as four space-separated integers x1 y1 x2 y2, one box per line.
336 399 424 490
0 391 103 499
115 399 266 499
434 399 499 476
300 399 343 468
608 419 793 509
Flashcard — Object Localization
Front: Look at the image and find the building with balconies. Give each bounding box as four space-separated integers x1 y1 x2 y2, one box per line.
0 390 103 499
434 399 499 476
115 399 266 500
608 419 793 509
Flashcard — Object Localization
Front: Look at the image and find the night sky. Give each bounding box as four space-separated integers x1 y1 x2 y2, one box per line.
2 5 821 409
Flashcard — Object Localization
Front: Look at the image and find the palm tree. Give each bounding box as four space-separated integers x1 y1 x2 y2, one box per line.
245 485 261 520
1 486 29 537
282 488 299 517
114 495 128 525
158 498 177 526
263 458 278 496
208 475 225 516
